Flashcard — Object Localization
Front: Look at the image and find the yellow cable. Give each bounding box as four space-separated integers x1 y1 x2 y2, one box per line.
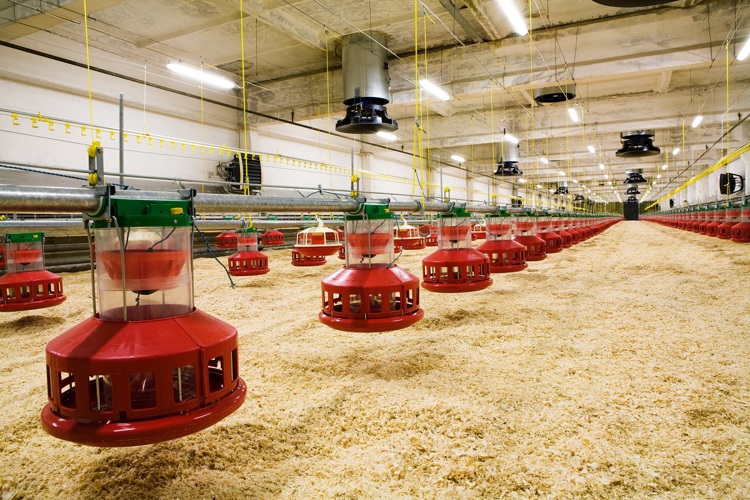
240 0 250 197
82 0 94 131
725 41 729 208
325 30 332 167
200 63 205 195
413 0 419 191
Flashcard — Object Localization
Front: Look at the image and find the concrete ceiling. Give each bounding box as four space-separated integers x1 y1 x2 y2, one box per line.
1 0 749 204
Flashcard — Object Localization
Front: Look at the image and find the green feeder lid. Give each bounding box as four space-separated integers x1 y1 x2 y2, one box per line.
5 232 43 243
93 198 192 228
345 203 393 221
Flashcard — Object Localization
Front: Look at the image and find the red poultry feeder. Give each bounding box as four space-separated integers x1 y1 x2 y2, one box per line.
294 220 342 257
514 213 547 261
718 208 740 239
291 249 327 266
261 229 285 246
0 243 4 271
476 211 528 273
215 231 238 249
731 204 750 243
0 233 66 312
394 219 426 250
538 213 563 253
320 204 423 332
557 215 574 248
705 209 722 237
228 228 269 276
471 223 487 240
41 197 246 447
422 207 493 292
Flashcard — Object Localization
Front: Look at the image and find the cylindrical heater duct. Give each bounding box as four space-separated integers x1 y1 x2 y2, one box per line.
335 32 398 134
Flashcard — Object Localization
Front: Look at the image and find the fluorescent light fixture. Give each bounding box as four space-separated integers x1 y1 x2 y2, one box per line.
419 79 451 101
604 174 609 179
503 133 519 144
656 174 662 179
536 184 543 189
572 179 578 184
672 147 680 155
558 171 566 176
549 188 555 193
587 145 596 154
567 107 580 123
451 154 466 163
691 115 703 128
738 37 750 61
497 0 528 36
167 62 236 90
662 164 668 170
518 178 526 184
540 157 549 164
598 163 605 170
376 131 398 141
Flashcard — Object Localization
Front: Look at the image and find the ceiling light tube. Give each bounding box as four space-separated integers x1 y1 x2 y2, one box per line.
419 79 451 101
376 131 399 141
518 178 526 184
598 163 605 170
672 147 680 155
738 37 750 61
662 164 668 170
558 171 565 176
587 145 596 154
167 62 236 90
691 115 703 128
497 0 528 36
572 179 578 184
567 106 580 123
540 157 549 164
450 154 466 163
536 184 543 189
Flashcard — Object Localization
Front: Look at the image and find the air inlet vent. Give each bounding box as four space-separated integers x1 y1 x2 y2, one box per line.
616 130 660 158
533 84 576 104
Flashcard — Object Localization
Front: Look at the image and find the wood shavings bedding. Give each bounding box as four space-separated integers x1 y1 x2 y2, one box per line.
1 221 749 498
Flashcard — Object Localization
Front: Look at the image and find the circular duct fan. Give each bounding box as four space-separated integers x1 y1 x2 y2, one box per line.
592 0 674 6
616 130 661 158
533 84 576 104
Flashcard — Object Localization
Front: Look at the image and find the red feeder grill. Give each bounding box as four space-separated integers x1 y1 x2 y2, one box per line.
557 216 574 248
475 214 528 273
338 245 346 260
0 244 5 270
320 204 423 332
422 208 492 293
294 220 343 257
394 220 426 250
425 232 438 246
291 249 327 266
514 215 547 261
731 205 750 243
261 229 285 246
538 215 563 253
229 228 270 276
0 233 66 312
706 210 722 237
41 198 246 447
215 231 238 249
717 208 740 240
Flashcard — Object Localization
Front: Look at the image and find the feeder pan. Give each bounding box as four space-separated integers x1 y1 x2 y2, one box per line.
422 207 493 292
320 204 423 332
557 217 574 248
0 233 66 312
294 219 342 257
474 215 527 273
717 209 740 239
425 233 438 246
229 228 269 276
514 215 547 261
731 206 750 243
261 229 285 246
215 231 238 249
418 224 433 236
706 211 722 237
291 249 326 266
538 216 563 254
41 197 246 447
394 220 426 250
471 223 486 240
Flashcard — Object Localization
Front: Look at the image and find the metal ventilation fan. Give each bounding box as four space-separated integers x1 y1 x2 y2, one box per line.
554 186 569 195
623 172 647 184
533 84 576 104
626 186 641 195
494 162 523 176
573 194 585 202
616 130 661 158
592 0 674 6
626 196 639 203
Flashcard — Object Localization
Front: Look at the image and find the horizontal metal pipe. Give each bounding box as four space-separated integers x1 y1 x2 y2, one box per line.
193 193 362 213
0 184 102 213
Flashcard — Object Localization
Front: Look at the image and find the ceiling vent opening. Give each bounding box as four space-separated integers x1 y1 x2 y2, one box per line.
533 84 576 104
616 130 661 158
336 32 398 134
